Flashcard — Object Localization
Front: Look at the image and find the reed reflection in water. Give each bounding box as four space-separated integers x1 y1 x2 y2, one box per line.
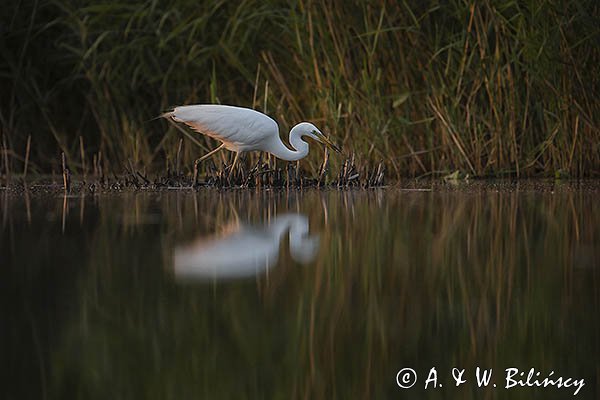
0 182 598 399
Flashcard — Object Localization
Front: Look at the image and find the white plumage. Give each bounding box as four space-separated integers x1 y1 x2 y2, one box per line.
162 104 340 162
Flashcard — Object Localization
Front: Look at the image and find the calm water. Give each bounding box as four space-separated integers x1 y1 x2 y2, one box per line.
1 182 598 399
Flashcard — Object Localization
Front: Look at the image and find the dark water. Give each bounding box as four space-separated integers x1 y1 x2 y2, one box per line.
1 182 598 399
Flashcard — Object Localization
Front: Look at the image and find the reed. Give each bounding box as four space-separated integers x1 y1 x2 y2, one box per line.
1 0 598 179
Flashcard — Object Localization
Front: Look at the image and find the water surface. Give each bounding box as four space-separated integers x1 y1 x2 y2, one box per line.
1 182 598 399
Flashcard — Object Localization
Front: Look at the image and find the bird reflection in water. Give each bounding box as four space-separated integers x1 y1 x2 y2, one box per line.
174 213 319 281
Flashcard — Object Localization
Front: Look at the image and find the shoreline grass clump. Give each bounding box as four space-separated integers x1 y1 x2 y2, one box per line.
0 153 385 194
1 0 598 180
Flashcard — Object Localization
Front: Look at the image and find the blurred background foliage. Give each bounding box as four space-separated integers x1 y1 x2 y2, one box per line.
1 0 598 178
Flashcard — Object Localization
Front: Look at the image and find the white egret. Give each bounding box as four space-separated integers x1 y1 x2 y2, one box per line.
161 104 341 168
174 213 319 281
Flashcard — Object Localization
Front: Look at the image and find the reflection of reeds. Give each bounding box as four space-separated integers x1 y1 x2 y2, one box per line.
1 184 599 398
1 1 598 179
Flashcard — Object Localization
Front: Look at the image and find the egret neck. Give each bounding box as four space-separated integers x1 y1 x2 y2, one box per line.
266 123 312 161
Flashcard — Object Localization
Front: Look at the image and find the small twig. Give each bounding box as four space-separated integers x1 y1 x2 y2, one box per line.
176 138 183 175
2 134 10 184
127 159 141 187
375 162 385 186
61 152 71 192
97 151 104 181
23 134 31 178
79 136 86 177
61 193 67 233
192 159 200 187
136 171 150 185
318 148 329 186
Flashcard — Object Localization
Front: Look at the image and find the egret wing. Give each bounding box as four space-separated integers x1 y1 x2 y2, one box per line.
166 105 278 151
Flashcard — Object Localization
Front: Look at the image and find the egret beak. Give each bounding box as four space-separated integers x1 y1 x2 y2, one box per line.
315 132 342 153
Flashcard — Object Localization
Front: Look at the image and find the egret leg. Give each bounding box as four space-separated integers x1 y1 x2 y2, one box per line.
196 143 226 163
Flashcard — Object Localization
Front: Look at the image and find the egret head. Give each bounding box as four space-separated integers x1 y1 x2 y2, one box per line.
296 122 342 153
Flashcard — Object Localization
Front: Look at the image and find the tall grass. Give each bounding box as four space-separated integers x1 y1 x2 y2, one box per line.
1 0 599 178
